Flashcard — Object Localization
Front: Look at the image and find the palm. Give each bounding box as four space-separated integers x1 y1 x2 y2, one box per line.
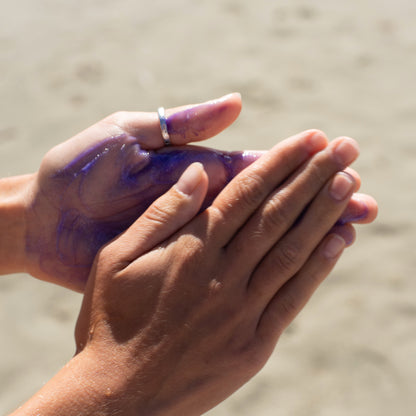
26 132 259 290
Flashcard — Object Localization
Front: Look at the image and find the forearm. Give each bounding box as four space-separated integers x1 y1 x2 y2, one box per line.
0 174 34 275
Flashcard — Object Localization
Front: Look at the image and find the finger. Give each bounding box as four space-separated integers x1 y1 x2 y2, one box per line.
112 162 209 263
344 167 361 190
256 231 348 341
201 130 329 246
106 93 243 149
225 137 359 272
338 193 378 224
247 170 355 306
329 223 356 246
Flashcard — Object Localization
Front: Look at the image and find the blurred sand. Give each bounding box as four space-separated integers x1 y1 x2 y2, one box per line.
1 1 415 414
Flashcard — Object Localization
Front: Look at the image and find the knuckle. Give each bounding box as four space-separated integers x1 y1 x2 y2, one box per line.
207 205 227 226
235 342 267 375
181 233 205 253
259 190 292 232
279 292 300 320
272 242 300 274
235 172 266 209
95 243 128 276
176 234 206 264
143 202 174 226
96 243 115 266
307 159 330 186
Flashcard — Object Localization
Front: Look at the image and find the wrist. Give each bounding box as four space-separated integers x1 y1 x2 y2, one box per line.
0 174 34 275
10 347 154 416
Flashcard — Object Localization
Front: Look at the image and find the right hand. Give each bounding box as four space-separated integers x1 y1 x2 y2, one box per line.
70 130 377 415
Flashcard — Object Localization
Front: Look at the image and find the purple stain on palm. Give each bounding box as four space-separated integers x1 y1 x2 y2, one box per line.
28 135 260 286
27 131 368 289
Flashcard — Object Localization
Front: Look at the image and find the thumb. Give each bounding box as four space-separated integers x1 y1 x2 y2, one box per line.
106 93 242 149
112 162 209 263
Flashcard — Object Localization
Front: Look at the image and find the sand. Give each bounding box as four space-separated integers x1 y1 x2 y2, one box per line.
1 0 415 414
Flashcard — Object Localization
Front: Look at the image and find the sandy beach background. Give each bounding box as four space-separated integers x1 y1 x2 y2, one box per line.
1 1 415 414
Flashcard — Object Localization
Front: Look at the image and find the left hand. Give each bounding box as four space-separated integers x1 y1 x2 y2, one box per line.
24 94 256 291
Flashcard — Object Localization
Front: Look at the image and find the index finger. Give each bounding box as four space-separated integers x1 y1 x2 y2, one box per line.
201 130 328 246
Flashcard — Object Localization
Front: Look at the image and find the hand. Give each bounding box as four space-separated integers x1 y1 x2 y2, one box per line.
21 94 372 292
24 94 262 291
13 130 377 416
67 131 376 415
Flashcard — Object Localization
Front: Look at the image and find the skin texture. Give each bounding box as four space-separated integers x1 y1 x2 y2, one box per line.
10 130 378 416
21 94 375 292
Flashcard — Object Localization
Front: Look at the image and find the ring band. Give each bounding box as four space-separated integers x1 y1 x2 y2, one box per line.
157 107 171 146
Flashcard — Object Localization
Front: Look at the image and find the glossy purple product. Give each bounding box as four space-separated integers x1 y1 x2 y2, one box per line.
26 135 260 286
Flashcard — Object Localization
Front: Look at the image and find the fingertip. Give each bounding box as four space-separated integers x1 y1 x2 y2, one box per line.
218 92 242 121
204 92 242 131
222 91 242 102
175 162 206 196
335 136 360 149
328 171 356 202
344 167 361 190
330 223 356 246
366 194 378 222
322 233 346 259
274 129 328 161
166 93 243 144
353 193 379 224
303 129 329 154
333 137 360 166
338 193 378 225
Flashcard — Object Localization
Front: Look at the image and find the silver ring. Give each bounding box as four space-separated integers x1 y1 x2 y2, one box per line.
157 107 171 146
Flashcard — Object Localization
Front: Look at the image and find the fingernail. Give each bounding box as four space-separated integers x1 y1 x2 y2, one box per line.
330 225 356 246
323 234 346 259
307 130 328 152
329 172 355 201
334 139 359 166
175 163 204 196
